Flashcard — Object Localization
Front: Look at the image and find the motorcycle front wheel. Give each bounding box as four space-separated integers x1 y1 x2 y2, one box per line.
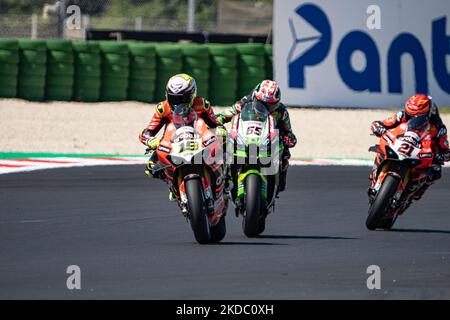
243 174 261 238
210 215 226 243
366 175 399 230
185 179 211 244
378 216 397 230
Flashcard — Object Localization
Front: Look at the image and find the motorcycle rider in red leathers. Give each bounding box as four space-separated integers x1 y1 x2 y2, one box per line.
139 74 224 180
369 94 450 200
216 80 297 193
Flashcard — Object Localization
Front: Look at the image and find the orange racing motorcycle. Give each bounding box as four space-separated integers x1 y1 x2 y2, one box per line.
150 104 228 244
367 115 438 230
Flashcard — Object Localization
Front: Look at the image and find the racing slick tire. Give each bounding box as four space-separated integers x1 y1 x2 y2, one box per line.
243 174 261 238
366 175 399 230
378 216 397 230
210 215 226 243
185 179 211 244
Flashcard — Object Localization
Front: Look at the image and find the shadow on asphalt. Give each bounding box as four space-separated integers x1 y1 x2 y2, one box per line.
258 234 357 240
390 228 450 235
215 241 288 246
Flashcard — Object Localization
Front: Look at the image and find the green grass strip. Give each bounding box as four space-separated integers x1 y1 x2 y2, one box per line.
0 152 146 159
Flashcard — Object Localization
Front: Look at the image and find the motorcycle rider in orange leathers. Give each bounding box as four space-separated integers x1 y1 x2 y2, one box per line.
139 74 224 182
369 94 450 201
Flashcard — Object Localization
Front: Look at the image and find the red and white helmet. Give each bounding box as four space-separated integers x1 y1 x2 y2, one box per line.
253 80 281 112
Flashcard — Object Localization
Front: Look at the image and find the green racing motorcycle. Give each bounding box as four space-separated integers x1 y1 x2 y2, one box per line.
226 100 282 237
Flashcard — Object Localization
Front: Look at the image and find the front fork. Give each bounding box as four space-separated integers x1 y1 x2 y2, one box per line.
177 170 225 226
374 162 411 210
234 169 268 216
178 173 213 211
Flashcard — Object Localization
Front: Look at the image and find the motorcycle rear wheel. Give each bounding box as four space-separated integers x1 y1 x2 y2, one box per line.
366 175 399 230
186 179 211 244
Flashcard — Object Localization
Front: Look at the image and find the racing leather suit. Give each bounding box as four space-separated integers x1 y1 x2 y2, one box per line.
217 94 297 192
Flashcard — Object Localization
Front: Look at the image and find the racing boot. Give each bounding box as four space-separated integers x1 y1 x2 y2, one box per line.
413 165 441 201
225 181 234 194
225 176 234 193
276 156 289 197
224 167 234 193
367 168 378 202
397 198 412 215
145 151 159 177
278 171 287 193
169 190 177 202
412 182 432 201
276 170 287 198
145 160 155 177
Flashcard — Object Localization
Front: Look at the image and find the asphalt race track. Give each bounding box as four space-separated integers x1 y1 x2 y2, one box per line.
1 165 449 299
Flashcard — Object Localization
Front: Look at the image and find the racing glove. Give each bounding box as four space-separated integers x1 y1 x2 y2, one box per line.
216 115 226 125
434 151 450 164
216 126 228 138
371 121 387 137
146 137 160 150
444 151 450 162
281 135 296 148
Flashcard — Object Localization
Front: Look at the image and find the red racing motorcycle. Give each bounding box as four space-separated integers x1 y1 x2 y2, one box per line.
367 115 437 230
151 104 228 244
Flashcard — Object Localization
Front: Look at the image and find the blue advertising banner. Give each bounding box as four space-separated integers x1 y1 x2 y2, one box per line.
274 0 450 107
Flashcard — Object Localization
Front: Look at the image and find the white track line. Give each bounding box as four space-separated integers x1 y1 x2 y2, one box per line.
0 157 146 175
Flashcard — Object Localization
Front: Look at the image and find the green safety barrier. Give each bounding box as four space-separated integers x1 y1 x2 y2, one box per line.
0 39 273 105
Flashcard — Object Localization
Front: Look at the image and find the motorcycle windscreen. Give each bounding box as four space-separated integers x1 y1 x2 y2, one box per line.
240 100 269 122
239 101 269 143
172 104 197 129
393 116 426 160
